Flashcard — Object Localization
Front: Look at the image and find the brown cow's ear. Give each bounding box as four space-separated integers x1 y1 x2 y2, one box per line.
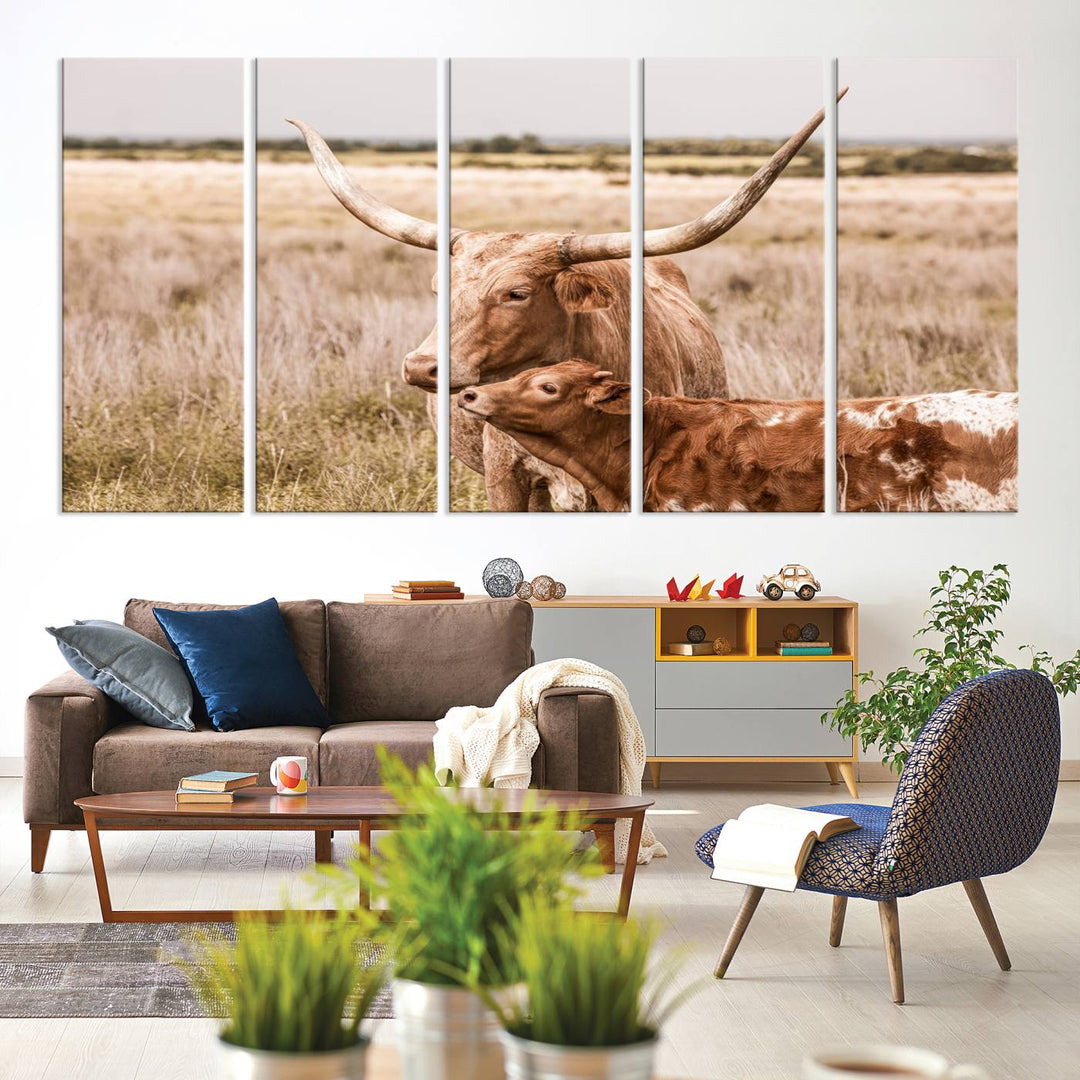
586 380 631 414
552 269 617 312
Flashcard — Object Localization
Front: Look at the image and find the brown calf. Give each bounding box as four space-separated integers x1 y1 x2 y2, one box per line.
458 361 1017 513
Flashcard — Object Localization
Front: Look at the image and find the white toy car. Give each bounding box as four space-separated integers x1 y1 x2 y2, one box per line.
757 564 821 601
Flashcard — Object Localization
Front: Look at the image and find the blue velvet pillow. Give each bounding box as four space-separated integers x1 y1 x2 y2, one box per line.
46 619 195 732
152 598 330 732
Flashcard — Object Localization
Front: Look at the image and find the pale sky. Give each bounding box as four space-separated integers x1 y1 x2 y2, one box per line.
839 58 1016 142
64 59 242 139
257 59 436 140
62 56 1018 145
452 58 630 141
646 58 824 140
646 57 1016 143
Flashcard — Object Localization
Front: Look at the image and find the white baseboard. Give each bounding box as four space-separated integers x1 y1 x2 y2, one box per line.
647 759 1080 784
1 755 1076 783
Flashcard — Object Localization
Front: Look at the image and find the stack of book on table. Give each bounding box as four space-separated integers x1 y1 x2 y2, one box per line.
775 640 833 656
666 642 714 656
392 580 464 600
175 771 258 804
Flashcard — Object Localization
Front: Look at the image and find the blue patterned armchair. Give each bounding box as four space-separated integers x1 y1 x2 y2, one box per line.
696 670 1061 1003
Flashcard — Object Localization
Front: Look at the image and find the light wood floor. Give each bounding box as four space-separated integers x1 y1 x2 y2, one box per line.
1 777 1077 1079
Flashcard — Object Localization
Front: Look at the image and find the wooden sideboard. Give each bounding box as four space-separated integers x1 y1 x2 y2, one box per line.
363 594 859 797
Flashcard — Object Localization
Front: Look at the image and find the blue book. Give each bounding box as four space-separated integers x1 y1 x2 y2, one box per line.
179 770 258 792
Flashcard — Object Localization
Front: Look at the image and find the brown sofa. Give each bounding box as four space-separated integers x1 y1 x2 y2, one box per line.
24 597 620 872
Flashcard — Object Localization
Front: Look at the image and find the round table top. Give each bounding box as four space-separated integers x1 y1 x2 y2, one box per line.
75 786 654 820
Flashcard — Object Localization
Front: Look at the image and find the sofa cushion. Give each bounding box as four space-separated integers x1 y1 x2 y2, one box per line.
93 722 323 794
124 598 328 705
153 599 329 732
46 619 194 731
327 599 532 721
319 721 438 786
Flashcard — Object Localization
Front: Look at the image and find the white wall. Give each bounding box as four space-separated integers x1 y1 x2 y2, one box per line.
3 0 1078 765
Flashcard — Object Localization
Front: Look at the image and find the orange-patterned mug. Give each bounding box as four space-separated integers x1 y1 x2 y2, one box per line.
270 755 308 796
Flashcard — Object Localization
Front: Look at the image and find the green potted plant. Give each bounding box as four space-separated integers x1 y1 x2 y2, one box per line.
483 899 698 1080
184 908 388 1080
825 565 1080 773
318 750 595 1080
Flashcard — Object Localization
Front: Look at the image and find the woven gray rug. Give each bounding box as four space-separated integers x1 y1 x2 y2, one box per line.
0 923 393 1019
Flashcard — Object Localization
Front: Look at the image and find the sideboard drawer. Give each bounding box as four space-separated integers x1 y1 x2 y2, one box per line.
655 660 852 710
655 709 852 758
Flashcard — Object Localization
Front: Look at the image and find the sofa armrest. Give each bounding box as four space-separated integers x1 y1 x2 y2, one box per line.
535 686 620 793
24 671 115 826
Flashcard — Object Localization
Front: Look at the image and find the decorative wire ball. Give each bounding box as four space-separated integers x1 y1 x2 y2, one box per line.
553 581 566 600
482 558 524 598
782 622 801 642
686 624 707 644
713 636 733 655
531 575 556 602
515 580 534 600
800 622 821 642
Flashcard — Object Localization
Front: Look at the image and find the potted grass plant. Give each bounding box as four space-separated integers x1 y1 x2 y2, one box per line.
184 907 389 1080
483 899 699 1080
317 750 595 1080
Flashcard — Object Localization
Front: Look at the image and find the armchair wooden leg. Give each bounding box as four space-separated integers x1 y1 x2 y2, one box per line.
30 826 51 874
714 885 765 978
878 898 905 1004
962 878 1011 971
829 895 847 947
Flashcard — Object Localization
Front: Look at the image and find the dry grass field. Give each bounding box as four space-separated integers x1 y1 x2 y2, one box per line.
838 173 1017 397
256 160 437 512
64 149 1015 514
63 158 244 511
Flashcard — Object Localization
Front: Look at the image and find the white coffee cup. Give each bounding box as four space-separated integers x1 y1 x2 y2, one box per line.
804 1044 989 1079
270 755 309 796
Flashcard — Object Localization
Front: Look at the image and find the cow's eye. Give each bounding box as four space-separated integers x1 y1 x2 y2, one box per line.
506 289 530 302
541 383 558 395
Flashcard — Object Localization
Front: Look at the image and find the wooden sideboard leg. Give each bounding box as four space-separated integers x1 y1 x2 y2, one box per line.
837 762 859 799
648 761 662 789
825 762 841 786
962 878 1011 971
30 826 52 874
593 823 616 874
315 829 332 864
878 898 905 1004
714 885 765 978
829 895 847 947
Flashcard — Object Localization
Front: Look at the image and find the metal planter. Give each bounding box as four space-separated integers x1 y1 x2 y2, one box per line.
215 1037 367 1080
500 1030 658 1080
392 978 505 1080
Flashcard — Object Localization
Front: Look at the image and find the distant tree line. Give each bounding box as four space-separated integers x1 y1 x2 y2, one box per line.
63 137 244 151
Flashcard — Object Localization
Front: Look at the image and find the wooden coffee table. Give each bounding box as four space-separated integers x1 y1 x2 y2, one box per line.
74 787 653 924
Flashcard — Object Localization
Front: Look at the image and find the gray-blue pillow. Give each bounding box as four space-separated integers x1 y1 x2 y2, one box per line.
46 620 195 732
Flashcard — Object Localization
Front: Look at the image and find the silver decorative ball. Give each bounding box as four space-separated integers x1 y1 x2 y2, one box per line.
482 558 524 598
800 622 820 642
687 624 706 644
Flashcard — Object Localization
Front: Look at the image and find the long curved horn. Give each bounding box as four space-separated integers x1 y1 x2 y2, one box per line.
559 87 848 264
288 118 440 250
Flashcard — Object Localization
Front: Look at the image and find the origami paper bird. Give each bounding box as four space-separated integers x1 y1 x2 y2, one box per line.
666 576 698 602
718 573 744 600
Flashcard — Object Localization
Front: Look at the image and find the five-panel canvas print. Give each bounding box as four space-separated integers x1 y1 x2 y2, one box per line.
62 58 1018 514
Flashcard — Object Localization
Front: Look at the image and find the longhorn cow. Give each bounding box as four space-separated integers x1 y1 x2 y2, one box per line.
290 92 843 510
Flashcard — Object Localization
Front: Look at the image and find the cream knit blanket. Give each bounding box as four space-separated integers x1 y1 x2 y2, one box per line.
433 658 666 865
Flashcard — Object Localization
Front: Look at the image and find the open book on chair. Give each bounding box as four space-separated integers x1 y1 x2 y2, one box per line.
710 804 859 892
